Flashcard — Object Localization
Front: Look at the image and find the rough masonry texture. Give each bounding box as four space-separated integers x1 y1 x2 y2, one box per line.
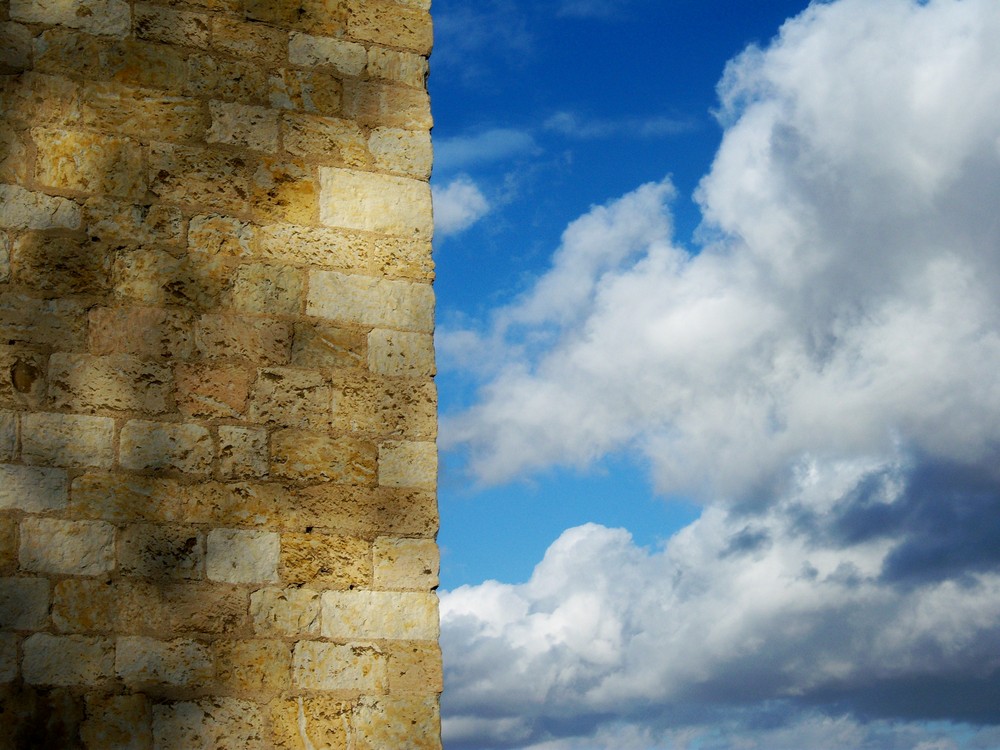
0 0 441 747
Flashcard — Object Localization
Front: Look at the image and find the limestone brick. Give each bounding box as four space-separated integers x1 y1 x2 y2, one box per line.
0 295 88 352
208 100 280 153
367 47 429 89
279 532 371 586
288 32 366 75
11 232 113 296
195 314 292 365
249 368 331 428
386 641 443 693
292 641 387 693
33 28 108 80
116 636 213 688
0 22 32 73
341 79 432 130
292 485 439 538
11 0 131 38
269 68 343 116
113 247 229 310
225 263 305 316
213 639 291 696
346 0 432 55
19 517 116 576
268 695 351 750
330 375 437 439
320 167 433 238
33 127 146 199
3 346 54 410
249 587 321 637
373 235 435 280
0 464 68 513
281 112 368 167
0 633 16 683
244 0 348 34
79 82 209 144
0 72 80 129
0 518 16 573
0 120 29 182
351 695 441 750
153 698 266 750
0 410 16 461
292 322 367 370
189 214 255 258
369 126 433 178
0 233 9 283
134 4 210 48
270 429 377 484
307 271 434 332
218 426 268 479
21 412 116 469
105 39 191 92
186 52 270 104
81 694 153 750
206 528 280 584
53 578 118 633
250 157 319 225
0 184 81 231
148 143 250 212
368 329 435 376
210 17 287 64
89 306 195 359
321 590 439 641
0 577 49 630
83 197 185 246
378 440 437 490
22 633 115 686
255 223 368 272
49 353 174 414
119 419 214 475
373 537 439 591
175 363 252 418
118 524 205 581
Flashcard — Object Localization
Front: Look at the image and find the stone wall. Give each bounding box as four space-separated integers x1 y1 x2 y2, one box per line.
0 0 440 747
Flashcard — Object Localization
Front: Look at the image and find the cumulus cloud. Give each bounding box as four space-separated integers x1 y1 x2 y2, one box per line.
440 0 1000 746
433 176 491 237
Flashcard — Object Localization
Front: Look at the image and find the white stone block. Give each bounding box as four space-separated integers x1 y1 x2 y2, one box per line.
206 529 279 583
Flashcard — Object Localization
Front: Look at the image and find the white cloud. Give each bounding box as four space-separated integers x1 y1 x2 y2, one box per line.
441 0 1000 746
434 128 540 174
544 111 693 139
433 176 491 237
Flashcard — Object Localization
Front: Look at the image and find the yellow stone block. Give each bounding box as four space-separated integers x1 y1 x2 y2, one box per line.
268 695 351 750
270 429 377 484
279 532 371 586
320 167 433 238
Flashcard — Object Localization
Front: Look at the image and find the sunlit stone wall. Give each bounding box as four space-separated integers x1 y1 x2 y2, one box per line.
0 0 440 746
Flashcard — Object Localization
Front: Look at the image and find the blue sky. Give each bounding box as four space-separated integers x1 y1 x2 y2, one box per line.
428 1 1000 749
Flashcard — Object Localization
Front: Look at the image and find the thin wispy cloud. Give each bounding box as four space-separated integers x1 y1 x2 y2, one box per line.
544 111 694 139
434 129 541 174
439 0 1000 746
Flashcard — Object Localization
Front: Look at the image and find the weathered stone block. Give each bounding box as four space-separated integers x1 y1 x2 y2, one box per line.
367 46 428 89
269 68 343 115
307 271 434 332
330 375 437 439
81 694 153 750
134 3 209 48
119 420 213 475
52 578 117 633
282 113 368 167
292 641 386 692
225 263 305 316
0 577 49 630
244 0 348 34
0 72 80 130
11 0 130 37
19 517 115 576
104 39 190 92
186 53 270 104
0 345 50 410
255 223 368 272
218 426 268 479
153 698 265 750
249 587 321 637
83 197 184 246
270 429 377 484
196 314 292 365
291 485 439 538
292 322 367 370
116 636 213 688
49 353 174 414
0 120 29 182
208 100 279 153
321 590 438 640
206 529 279 584
148 143 250 212
279 532 371 586
378 440 436 490
249 368 330 428
352 695 441 750
320 167 432 238
175 363 251 418
11 232 113 296
251 157 319 225
33 128 146 199
89 306 195 359
21 412 115 469
213 639 291 695
33 27 107 79
0 22 32 73
188 214 255 258
210 16 287 63
346 0 432 55
113 247 229 310
0 233 9 283
22 634 115 686
0 294 87 351
373 537 439 591
268 695 351 750
341 79 432 130
368 329 435 376
289 32 366 75
79 82 209 144
0 464 68 512
0 410 16 461
369 126 432 178
118 524 204 581
0 633 16 683
0 518 16 572
386 641 443 693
